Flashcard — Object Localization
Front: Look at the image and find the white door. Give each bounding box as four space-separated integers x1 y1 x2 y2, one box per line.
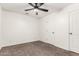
70 10 79 53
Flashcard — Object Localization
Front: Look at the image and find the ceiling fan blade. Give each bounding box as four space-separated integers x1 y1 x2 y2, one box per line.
28 3 35 7
38 3 44 7
25 8 34 11
38 8 48 12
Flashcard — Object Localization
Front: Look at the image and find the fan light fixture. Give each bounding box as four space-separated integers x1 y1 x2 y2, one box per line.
25 3 48 15
34 9 38 12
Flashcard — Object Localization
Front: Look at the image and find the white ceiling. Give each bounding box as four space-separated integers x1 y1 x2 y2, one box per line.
0 3 72 19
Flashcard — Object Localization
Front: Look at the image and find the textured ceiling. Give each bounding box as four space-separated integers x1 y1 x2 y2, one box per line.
0 3 72 19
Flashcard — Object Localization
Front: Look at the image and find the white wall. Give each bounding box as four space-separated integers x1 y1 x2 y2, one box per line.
40 4 79 51
40 11 69 50
1 9 40 47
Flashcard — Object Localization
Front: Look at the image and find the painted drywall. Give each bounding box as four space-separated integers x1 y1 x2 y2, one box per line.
40 12 69 50
40 4 79 52
1 9 40 47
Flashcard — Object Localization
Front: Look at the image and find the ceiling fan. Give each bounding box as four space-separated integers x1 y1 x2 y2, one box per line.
25 3 48 15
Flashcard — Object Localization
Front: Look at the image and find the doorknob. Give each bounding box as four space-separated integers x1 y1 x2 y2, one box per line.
69 33 72 35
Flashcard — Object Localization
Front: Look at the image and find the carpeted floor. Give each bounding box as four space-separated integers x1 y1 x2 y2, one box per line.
0 41 79 56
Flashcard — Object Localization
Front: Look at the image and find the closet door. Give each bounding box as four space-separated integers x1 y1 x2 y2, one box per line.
70 10 79 53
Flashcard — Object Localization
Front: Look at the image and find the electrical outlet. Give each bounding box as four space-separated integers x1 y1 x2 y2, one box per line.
52 32 54 34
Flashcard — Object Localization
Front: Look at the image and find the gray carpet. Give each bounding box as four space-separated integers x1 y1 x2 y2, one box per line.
0 41 79 56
